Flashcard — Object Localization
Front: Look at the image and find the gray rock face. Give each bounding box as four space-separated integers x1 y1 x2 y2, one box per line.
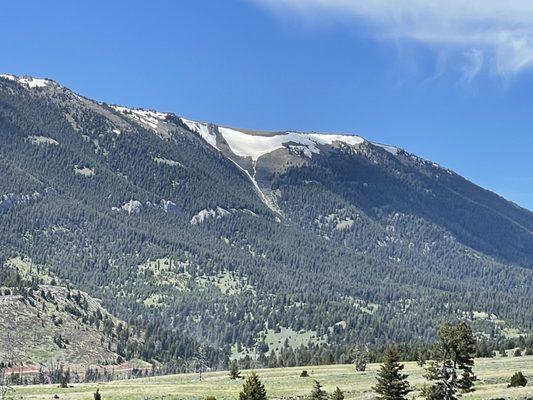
113 200 143 215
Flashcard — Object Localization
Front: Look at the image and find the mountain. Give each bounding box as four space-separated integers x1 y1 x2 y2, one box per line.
1 73 532 368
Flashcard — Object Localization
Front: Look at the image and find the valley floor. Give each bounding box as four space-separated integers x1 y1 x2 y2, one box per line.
14 355 533 400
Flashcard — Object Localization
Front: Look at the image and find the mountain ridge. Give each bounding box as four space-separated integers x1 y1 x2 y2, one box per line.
1 72 532 369
1 73 451 178
3 71 528 215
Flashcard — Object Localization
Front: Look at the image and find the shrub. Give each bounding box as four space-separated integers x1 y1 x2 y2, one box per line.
508 371 528 388
330 387 344 400
309 380 327 400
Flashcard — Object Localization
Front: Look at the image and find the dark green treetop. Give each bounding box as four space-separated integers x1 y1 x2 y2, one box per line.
372 346 412 400
239 372 267 400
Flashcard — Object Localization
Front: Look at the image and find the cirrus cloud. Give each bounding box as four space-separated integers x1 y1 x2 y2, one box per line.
251 0 533 78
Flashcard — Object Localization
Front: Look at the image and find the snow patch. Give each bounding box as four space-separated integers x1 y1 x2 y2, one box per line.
0 74 50 88
218 127 364 162
0 74 15 81
287 144 313 158
307 133 365 147
19 77 49 88
373 142 400 155
227 156 280 214
181 118 217 148
111 106 168 130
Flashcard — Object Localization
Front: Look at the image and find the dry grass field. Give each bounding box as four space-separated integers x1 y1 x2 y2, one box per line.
12 355 533 400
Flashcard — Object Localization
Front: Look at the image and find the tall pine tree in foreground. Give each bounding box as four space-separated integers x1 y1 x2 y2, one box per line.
239 372 267 400
423 322 477 400
372 346 412 400
451 322 477 393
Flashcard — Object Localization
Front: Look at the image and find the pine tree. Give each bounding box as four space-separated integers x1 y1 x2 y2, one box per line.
423 322 477 400
330 386 344 400
309 380 328 400
350 345 368 372
239 372 267 400
457 325 477 392
193 346 209 382
422 360 457 400
508 371 528 387
229 359 241 380
372 346 412 400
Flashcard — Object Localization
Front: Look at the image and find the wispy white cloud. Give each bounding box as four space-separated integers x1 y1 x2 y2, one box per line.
461 49 484 83
252 0 533 79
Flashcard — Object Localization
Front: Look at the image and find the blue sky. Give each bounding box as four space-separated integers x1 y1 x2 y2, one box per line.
1 0 532 210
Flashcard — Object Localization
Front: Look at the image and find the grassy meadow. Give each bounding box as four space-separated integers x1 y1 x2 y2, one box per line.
14 355 533 400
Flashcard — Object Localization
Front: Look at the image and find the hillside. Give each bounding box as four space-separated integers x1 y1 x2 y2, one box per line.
0 256 130 366
0 73 532 368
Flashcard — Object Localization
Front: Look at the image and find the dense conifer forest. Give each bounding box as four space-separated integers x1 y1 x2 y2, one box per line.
1 74 532 371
